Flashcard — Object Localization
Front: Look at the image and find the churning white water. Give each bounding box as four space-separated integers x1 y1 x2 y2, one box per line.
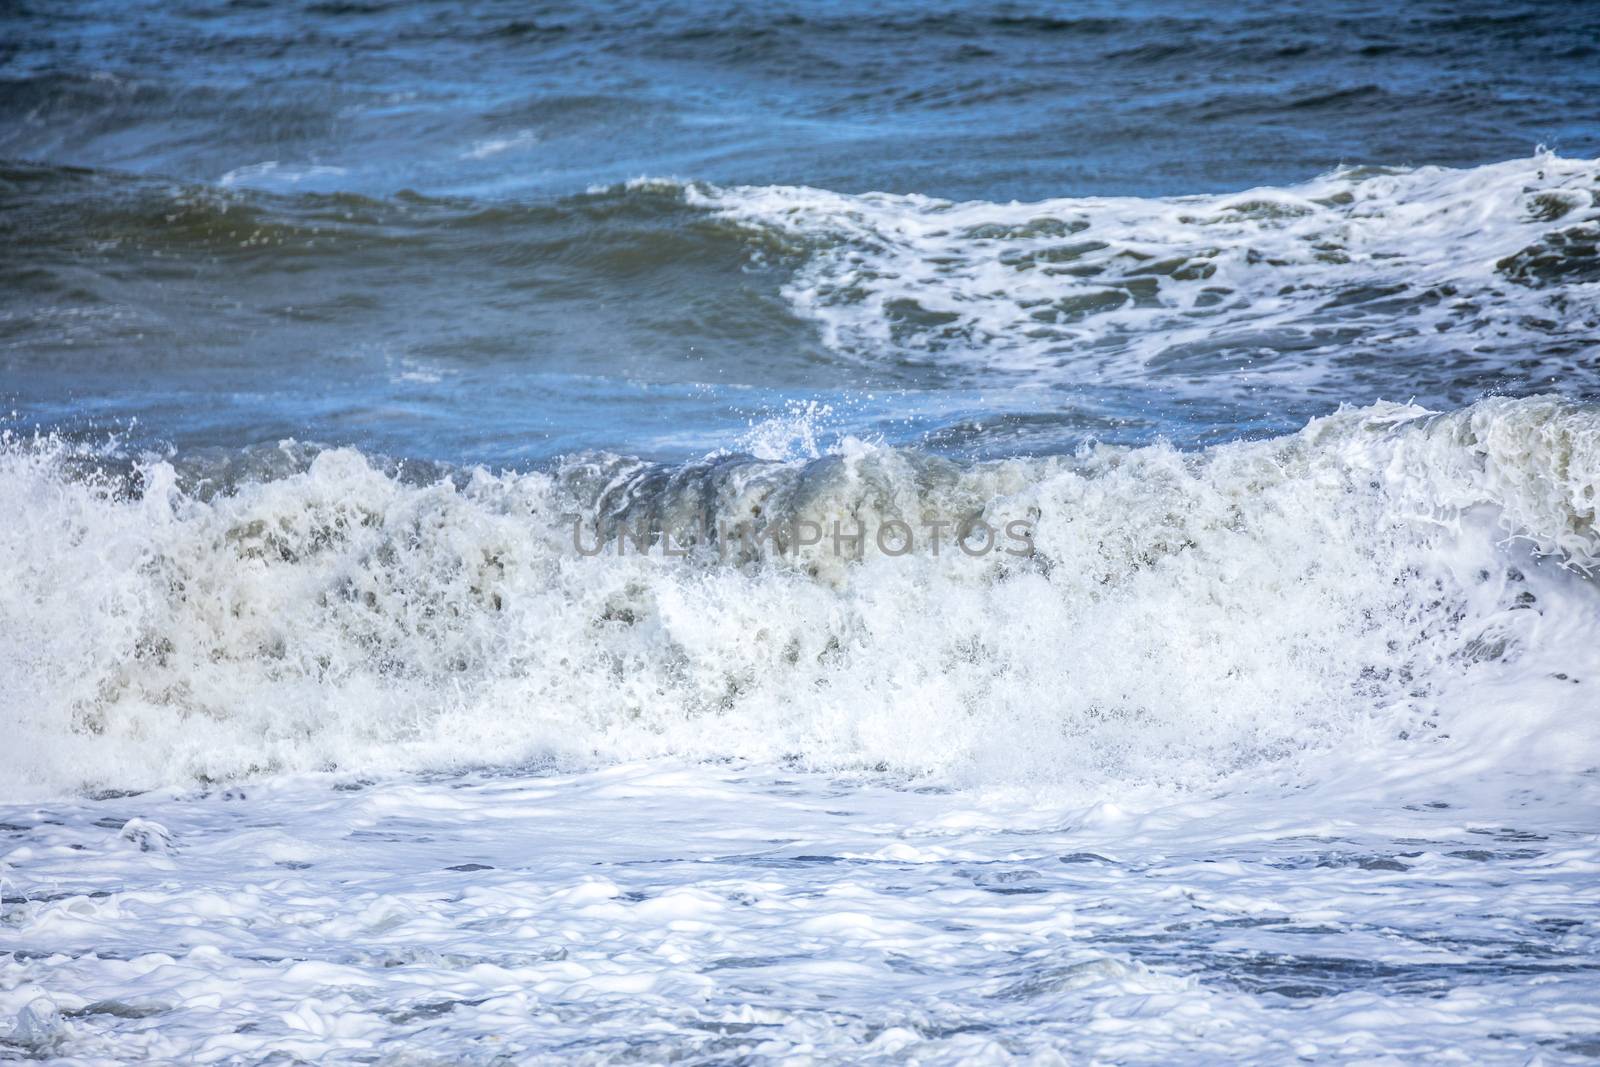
2 395 1597 798
5 145 1600 1061
4 395 1600 1061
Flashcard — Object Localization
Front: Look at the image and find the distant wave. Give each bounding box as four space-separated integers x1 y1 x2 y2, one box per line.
673 153 1600 393
8 154 1599 442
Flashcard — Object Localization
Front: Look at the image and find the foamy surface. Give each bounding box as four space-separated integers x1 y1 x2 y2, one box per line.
4 393 1600 1061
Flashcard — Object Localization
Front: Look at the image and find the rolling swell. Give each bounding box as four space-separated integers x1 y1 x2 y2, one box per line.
0 161 754 275
3 395 1597 797
684 154 1600 404
5 1 1597 201
6 155 1600 463
0 161 825 460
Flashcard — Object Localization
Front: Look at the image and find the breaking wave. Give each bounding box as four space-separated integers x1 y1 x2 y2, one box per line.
3 395 1598 799
678 153 1600 397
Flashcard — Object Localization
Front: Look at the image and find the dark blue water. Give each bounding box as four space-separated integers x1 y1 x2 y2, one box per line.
3 0 1598 467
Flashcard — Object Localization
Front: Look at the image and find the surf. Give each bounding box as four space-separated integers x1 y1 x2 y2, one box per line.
3 393 1596 801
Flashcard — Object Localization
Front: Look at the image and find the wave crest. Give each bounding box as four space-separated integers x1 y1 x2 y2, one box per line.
2 395 1597 798
681 155 1600 402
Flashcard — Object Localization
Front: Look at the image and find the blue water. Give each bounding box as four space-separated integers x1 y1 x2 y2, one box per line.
3 0 1598 467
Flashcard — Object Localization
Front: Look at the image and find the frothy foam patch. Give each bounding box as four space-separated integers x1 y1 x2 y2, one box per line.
1 396 1598 800
7 762 1599 1064
682 155 1600 396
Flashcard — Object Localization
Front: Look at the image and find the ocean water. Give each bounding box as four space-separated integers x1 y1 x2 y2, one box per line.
3 2 1600 1063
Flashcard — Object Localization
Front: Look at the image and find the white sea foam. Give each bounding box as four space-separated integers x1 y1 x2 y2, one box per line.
680 155 1600 396
4 759 1598 1064
2 395 1597 802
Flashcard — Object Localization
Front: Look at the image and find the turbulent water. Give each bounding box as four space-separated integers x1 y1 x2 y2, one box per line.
3 2 1600 1064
